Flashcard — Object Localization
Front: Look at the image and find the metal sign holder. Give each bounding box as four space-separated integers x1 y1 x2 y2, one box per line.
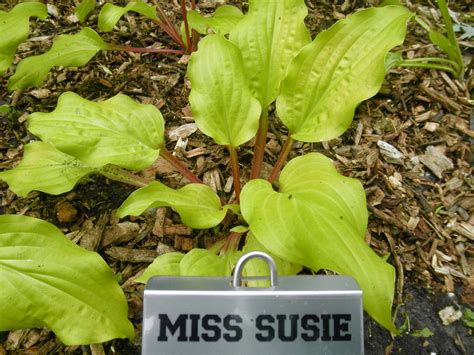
142 251 364 354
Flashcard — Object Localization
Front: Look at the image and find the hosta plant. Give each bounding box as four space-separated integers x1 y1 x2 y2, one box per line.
0 0 426 345
2 0 244 90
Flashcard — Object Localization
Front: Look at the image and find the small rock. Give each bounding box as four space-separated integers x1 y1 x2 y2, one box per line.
377 140 405 165
438 306 462 325
56 201 78 223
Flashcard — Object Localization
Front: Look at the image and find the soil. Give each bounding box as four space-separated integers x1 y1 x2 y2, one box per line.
0 0 473 354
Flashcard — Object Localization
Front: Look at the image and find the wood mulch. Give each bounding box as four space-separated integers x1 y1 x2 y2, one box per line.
0 0 472 354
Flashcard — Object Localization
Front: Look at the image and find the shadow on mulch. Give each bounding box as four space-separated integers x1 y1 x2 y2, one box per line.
365 282 472 354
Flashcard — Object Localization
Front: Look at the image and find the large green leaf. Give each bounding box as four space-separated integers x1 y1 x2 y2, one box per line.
98 1 158 32
240 153 397 332
28 92 164 171
188 34 261 147
0 142 96 197
277 6 412 142
229 0 311 107
116 181 227 229
8 27 110 90
0 2 48 74
186 5 244 35
0 215 134 345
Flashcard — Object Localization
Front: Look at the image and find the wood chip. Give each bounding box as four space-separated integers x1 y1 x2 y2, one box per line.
105 247 157 262
419 145 454 178
203 168 222 192
152 207 167 237
420 84 463 112
377 140 405 165
423 122 440 132
78 214 108 251
174 236 194 251
100 222 140 248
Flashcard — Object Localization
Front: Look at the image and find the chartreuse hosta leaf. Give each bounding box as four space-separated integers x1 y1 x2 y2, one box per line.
186 5 244 35
8 27 110 90
135 252 184 283
277 6 413 142
240 153 397 332
0 142 97 197
117 181 228 229
242 233 302 287
0 215 134 344
188 35 261 147
229 0 311 107
98 1 158 32
136 249 243 283
28 92 164 171
75 0 96 23
0 2 48 74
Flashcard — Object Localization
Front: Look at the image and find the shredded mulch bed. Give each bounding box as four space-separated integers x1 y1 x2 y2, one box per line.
0 1 472 354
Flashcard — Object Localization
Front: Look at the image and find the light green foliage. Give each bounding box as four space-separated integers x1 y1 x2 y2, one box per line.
463 308 474 328
240 153 397 332
75 0 96 22
0 215 134 344
117 181 228 229
0 2 48 74
186 5 244 35
385 51 404 72
243 233 302 277
277 6 412 142
135 252 184 283
28 92 164 171
0 105 11 114
229 0 311 107
242 233 302 287
136 249 243 283
431 0 464 74
188 35 261 147
98 1 158 32
8 28 110 90
410 328 434 337
179 249 228 276
0 142 96 197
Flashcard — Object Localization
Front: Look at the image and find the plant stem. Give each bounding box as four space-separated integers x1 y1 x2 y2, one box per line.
250 109 269 180
436 0 464 74
220 232 242 255
155 5 187 50
191 0 196 10
181 0 192 53
100 165 149 188
268 136 294 184
227 145 241 203
160 146 203 184
401 56 460 71
397 62 457 76
110 44 185 55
